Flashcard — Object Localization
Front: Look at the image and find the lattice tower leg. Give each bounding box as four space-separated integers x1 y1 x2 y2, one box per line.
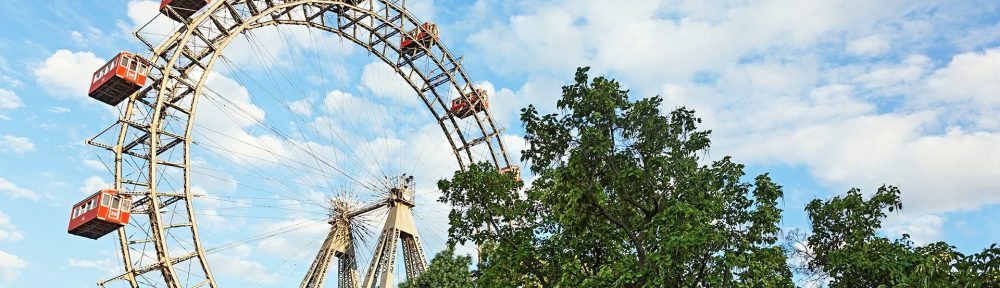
301 223 355 288
362 201 427 288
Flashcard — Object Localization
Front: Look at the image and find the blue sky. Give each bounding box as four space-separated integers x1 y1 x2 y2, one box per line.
1 0 999 287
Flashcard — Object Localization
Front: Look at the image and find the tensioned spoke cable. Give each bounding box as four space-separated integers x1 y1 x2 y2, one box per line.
238 27 394 191
204 220 324 254
271 24 357 188
229 29 378 184
208 61 352 200
198 75 385 194
192 126 383 197
245 234 326 287
193 87 384 199
190 139 332 209
189 127 331 207
195 84 362 193
192 165 352 200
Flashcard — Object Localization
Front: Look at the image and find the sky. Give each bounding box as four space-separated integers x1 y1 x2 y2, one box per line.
0 0 999 287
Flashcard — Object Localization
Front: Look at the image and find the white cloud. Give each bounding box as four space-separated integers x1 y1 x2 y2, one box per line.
321 90 389 130
256 218 328 256
846 35 891 56
0 89 21 110
406 0 436 20
883 213 944 245
124 0 177 46
461 1 1000 217
854 54 932 94
724 110 1000 213
208 244 280 284
468 0 926 87
0 250 25 282
288 98 313 117
195 72 288 167
360 61 419 106
83 159 106 171
485 76 563 128
0 177 38 200
0 210 23 242
67 258 118 275
47 107 71 113
32 50 105 99
920 48 1000 130
222 24 355 70
79 176 111 194
69 27 108 48
0 135 34 154
188 186 246 231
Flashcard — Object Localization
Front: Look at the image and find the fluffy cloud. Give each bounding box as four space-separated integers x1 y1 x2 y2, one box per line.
0 135 34 154
883 213 944 245
83 159 106 170
467 0 927 86
207 244 279 284
321 89 391 132
123 0 177 46
920 48 1000 130
219 24 356 71
463 0 1000 218
0 211 23 242
360 61 420 106
0 250 25 282
846 35 891 56
79 176 112 194
69 26 108 48
853 54 932 95
32 50 105 99
406 0 436 21
67 258 118 275
0 89 21 110
0 177 38 200
721 107 1000 214
256 218 328 256
194 72 287 167
288 98 314 117
47 106 71 113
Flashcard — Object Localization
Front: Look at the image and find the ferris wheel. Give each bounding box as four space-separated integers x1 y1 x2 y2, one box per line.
70 0 517 287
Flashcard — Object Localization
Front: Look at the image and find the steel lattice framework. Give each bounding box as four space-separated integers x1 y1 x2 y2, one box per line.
86 0 513 287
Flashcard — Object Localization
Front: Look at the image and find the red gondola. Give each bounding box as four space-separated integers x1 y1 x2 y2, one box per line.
68 189 133 240
88 52 150 106
401 22 439 55
160 0 211 22
450 85 489 119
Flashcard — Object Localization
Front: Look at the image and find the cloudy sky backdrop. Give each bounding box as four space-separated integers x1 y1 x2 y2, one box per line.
0 0 999 286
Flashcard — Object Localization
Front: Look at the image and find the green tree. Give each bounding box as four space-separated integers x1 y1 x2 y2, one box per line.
436 67 793 287
399 247 474 288
795 186 1000 287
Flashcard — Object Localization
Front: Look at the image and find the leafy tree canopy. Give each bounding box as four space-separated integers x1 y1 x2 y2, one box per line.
399 248 474 288
405 67 999 288
433 67 793 287
794 186 1000 287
